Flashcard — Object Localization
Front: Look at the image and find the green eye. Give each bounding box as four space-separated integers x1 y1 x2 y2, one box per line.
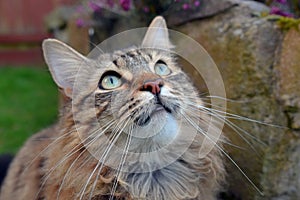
100 71 122 90
154 61 171 76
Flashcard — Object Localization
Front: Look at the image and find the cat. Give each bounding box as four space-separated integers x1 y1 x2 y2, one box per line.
0 154 13 186
0 16 225 200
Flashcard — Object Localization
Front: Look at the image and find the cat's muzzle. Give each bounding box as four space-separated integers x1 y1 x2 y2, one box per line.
134 99 172 127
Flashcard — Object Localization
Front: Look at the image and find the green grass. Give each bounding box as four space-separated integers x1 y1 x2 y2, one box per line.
0 66 58 154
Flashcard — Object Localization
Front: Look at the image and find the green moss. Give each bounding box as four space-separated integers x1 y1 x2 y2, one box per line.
265 15 300 31
276 17 300 31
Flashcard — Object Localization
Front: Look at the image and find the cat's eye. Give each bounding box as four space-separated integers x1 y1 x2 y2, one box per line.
154 61 171 76
99 71 122 90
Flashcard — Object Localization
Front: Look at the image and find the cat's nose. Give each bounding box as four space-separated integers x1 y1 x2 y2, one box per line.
140 79 164 95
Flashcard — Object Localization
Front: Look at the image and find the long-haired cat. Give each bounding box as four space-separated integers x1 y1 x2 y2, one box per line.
0 16 225 200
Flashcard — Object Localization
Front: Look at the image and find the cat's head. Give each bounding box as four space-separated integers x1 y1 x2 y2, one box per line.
43 16 203 170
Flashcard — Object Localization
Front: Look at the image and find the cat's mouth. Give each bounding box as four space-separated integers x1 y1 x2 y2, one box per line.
134 101 172 127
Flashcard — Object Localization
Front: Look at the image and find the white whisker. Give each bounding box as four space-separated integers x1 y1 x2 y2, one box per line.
186 103 267 148
23 127 83 176
80 117 131 200
34 120 115 200
109 124 133 200
56 119 117 200
181 112 264 196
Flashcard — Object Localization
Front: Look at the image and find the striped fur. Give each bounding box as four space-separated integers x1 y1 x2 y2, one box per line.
0 17 225 200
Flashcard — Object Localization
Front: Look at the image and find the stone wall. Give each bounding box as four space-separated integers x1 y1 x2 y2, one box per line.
176 1 300 200
60 1 300 198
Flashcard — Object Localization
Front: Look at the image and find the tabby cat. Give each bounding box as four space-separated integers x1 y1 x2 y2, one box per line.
0 16 225 200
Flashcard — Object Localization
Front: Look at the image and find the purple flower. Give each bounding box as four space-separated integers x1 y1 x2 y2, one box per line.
275 0 287 4
143 6 150 13
270 6 294 17
194 0 200 7
88 2 101 12
107 0 114 8
76 18 85 27
182 3 190 10
76 5 84 13
120 0 131 11
270 6 281 13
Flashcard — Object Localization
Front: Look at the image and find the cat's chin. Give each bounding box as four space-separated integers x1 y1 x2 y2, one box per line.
134 103 172 127
129 110 179 146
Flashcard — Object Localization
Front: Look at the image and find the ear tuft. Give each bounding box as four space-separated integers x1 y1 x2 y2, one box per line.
42 39 87 97
141 16 173 49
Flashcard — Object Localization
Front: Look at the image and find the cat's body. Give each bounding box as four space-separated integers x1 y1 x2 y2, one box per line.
0 17 225 200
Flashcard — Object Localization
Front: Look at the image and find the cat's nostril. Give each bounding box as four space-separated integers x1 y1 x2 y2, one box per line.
140 79 163 95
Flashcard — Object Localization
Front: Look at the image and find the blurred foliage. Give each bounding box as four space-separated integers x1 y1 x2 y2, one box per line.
276 16 300 30
0 67 58 154
264 0 300 17
75 0 202 26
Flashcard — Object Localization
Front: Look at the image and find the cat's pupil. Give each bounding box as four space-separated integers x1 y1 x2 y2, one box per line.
109 77 114 84
99 71 122 90
103 76 119 87
154 62 170 76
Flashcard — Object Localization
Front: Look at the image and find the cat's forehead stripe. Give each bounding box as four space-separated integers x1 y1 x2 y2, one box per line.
112 50 150 70
112 60 119 67
126 50 141 57
112 56 127 68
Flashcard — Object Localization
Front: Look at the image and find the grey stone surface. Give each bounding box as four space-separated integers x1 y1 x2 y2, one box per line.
174 1 300 200
165 0 238 26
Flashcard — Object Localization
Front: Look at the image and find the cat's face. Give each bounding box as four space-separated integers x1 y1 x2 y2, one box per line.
91 48 197 139
43 16 203 170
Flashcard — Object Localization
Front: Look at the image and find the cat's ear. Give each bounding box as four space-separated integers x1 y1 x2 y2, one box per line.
141 16 173 49
42 39 87 98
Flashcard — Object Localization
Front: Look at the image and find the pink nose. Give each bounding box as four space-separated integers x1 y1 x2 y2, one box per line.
141 79 163 95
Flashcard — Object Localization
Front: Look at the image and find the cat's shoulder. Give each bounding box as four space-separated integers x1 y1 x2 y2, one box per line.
0 124 59 199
